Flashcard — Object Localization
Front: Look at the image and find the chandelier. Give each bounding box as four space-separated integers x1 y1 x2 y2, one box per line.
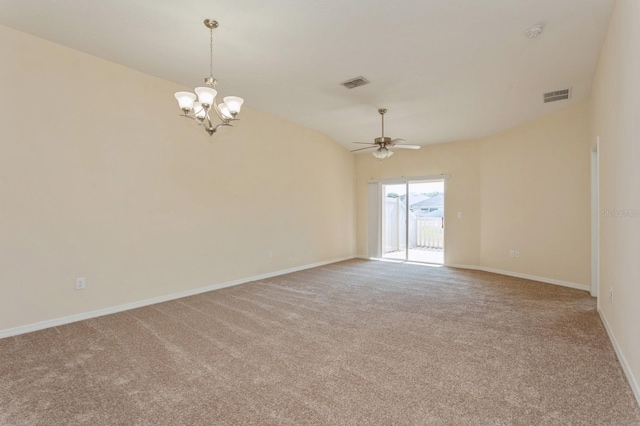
174 19 244 136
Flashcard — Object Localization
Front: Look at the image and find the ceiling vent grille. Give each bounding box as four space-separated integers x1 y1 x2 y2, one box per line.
543 88 571 103
341 76 370 89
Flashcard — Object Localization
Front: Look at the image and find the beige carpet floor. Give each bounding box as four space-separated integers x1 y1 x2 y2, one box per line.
1 259 639 425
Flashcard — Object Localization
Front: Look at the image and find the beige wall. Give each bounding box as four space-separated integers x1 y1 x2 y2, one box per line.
356 102 591 287
590 0 640 400
480 102 591 285
0 25 356 331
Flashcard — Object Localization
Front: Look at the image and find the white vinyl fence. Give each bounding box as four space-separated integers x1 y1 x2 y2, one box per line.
415 217 444 249
385 198 443 253
384 198 406 253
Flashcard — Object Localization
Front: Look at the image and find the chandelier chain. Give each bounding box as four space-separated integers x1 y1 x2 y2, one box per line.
209 27 214 79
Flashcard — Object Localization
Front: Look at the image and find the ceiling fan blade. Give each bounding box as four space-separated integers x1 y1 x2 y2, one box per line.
350 146 377 152
392 144 421 150
388 138 406 146
352 142 376 145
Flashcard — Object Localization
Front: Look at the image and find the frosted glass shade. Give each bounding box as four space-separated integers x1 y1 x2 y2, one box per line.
195 87 218 106
193 102 206 120
218 103 233 119
174 92 196 111
223 96 244 114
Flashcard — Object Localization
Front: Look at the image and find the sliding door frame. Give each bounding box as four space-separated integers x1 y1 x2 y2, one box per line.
368 174 450 263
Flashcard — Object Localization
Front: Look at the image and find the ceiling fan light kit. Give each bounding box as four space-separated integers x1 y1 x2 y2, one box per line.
373 148 394 159
174 19 244 136
351 108 421 160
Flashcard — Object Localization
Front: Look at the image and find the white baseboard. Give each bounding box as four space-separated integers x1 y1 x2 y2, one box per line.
598 310 640 407
442 264 590 292
354 258 589 291
0 256 355 339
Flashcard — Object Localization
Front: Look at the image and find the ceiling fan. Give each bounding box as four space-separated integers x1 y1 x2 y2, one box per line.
351 108 421 159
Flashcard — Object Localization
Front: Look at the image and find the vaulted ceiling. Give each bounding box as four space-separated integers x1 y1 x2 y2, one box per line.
0 0 614 150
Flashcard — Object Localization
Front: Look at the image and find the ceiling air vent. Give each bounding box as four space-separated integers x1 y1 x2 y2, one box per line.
543 88 571 103
341 76 370 89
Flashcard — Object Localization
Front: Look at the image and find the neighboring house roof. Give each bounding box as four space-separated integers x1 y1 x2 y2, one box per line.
411 194 444 209
399 194 430 205
420 209 444 218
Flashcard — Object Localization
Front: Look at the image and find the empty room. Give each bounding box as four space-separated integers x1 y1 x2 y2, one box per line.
1 0 639 424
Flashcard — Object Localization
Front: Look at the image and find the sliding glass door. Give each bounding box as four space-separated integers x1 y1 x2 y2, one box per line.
408 180 444 263
381 179 444 264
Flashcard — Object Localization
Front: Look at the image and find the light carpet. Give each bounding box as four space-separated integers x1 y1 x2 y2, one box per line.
1 259 639 425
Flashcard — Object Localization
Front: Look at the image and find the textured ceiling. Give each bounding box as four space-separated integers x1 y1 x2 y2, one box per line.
0 0 615 150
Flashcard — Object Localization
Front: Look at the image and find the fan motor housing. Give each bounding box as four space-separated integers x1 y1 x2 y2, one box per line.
375 137 391 145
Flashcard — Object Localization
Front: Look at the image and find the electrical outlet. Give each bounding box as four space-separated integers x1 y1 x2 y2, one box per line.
515 250 520 258
267 250 273 259
509 250 515 258
75 277 86 290
608 288 613 301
